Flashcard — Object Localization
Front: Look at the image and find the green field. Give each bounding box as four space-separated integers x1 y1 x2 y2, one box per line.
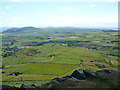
2 27 119 87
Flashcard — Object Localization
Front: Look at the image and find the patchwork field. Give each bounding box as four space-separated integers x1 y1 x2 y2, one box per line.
2 27 119 87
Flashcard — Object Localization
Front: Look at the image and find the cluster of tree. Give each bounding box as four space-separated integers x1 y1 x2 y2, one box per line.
2 47 20 57
21 40 91 46
2 51 15 57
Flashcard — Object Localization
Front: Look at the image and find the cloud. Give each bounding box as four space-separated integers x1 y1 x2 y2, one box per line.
51 16 117 27
0 25 3 27
60 7 74 11
11 17 20 21
90 4 96 7
105 0 118 2
0 12 5 15
4 6 11 9
9 0 22 2
32 16 117 27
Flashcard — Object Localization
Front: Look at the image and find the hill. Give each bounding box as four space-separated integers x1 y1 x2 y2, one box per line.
2 27 39 33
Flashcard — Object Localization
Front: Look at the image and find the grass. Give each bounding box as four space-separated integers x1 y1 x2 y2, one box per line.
3 74 56 81
2 28 119 87
3 63 79 75
3 46 106 65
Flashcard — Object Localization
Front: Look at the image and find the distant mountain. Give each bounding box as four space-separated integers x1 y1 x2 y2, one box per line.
102 30 118 32
3 26 39 33
2 26 118 34
0 27 11 32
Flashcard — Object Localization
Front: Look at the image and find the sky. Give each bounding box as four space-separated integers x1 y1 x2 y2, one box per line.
0 0 119 28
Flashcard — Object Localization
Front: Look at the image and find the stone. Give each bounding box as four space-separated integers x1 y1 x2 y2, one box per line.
71 69 86 80
20 84 36 88
47 84 52 88
95 69 120 78
84 69 96 77
8 72 22 76
53 78 66 82
20 84 29 88
70 77 80 82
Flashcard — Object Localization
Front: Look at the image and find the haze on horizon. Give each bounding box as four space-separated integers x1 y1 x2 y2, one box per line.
0 0 118 28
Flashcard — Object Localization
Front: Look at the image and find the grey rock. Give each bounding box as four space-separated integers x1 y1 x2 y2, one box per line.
53 78 66 82
65 77 73 81
20 84 29 88
95 69 120 78
71 69 86 80
20 84 36 88
47 84 52 88
70 77 80 81
8 72 22 76
84 69 96 77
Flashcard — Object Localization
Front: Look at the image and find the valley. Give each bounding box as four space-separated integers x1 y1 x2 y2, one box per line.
1 27 119 87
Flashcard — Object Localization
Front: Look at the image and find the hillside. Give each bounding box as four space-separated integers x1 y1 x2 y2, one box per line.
1 27 119 87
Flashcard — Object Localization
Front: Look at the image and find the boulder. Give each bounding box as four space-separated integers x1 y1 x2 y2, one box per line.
1 71 5 73
20 84 36 88
20 84 29 88
70 77 80 82
47 84 52 88
62 76 80 82
84 69 96 77
8 72 22 76
30 84 37 88
71 69 86 80
53 77 66 82
8 73 14 76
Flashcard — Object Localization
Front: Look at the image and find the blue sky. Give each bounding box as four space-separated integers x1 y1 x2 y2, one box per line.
0 0 118 28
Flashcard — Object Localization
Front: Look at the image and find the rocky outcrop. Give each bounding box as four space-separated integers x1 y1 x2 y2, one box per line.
84 69 96 77
20 84 37 88
52 69 120 83
2 69 120 89
71 69 86 80
95 69 120 78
